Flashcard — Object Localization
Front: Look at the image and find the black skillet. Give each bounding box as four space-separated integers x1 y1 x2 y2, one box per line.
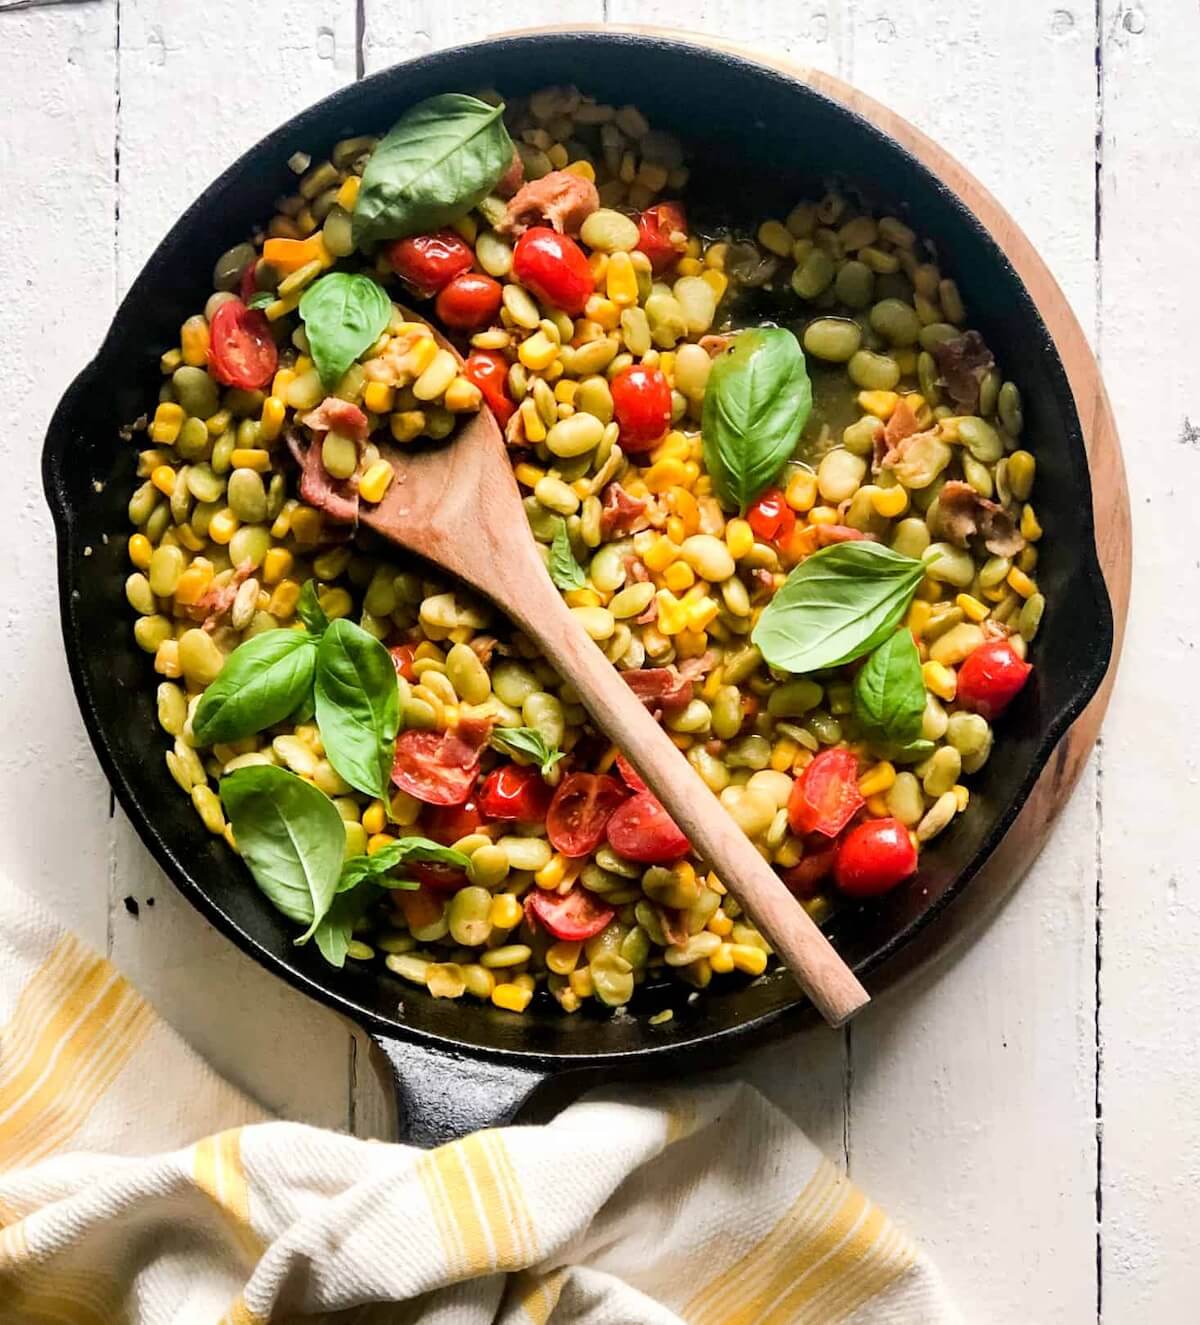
43 32 1113 1146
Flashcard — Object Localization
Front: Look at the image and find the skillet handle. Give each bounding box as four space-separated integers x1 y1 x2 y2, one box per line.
367 1034 548 1148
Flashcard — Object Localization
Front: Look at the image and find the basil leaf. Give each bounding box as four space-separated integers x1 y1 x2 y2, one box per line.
299 272 393 389
752 542 927 674
893 738 936 765
701 327 812 512
192 630 317 746
313 883 377 968
549 519 586 591
352 93 513 248
340 836 467 890
219 765 343 943
246 291 274 311
297 579 329 636
314 618 400 800
853 630 926 751
490 726 565 776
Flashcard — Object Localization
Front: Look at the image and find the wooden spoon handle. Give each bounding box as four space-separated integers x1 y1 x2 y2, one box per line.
504 575 870 1027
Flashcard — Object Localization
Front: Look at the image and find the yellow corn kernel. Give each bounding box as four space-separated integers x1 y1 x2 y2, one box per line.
643 535 679 573
808 506 840 527
553 379 578 406
358 460 394 504
956 592 990 623
175 524 205 552
865 793 890 817
518 330 559 372
363 381 395 414
605 250 638 307
655 590 688 635
784 469 818 512
953 784 970 812
587 251 609 286
701 668 724 703
564 158 596 182
320 586 353 620
774 837 804 868
651 431 690 464
700 268 729 302
672 257 702 278
390 410 426 444
704 242 728 270
1020 504 1043 542
729 943 768 976
709 943 735 975
770 738 800 772
858 390 899 419
906 599 933 637
389 789 421 826
643 459 688 493
490 894 524 930
663 560 695 593
545 940 582 975
160 347 183 374
150 465 176 497
707 910 734 938
206 409 232 437
563 588 602 609
684 596 719 632
1017 545 1038 573
492 983 532 1013
230 448 271 472
534 853 568 890
208 508 239 544
444 376 482 413
402 336 438 378
265 291 302 322
675 630 708 659
584 294 620 330
173 564 214 606
267 579 302 619
513 462 545 488
871 484 909 518
335 175 360 211
180 315 210 367
664 516 686 547
261 547 293 585
263 233 333 276
1006 567 1036 599
922 660 957 702
271 368 298 403
127 533 153 570
858 762 897 798
725 519 754 560
361 802 386 836
150 402 184 445
365 833 395 856
518 397 547 444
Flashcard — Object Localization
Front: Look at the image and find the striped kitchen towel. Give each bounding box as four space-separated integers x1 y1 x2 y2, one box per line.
0 885 960 1323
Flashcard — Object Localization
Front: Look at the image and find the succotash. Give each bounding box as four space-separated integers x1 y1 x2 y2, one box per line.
124 86 1041 1018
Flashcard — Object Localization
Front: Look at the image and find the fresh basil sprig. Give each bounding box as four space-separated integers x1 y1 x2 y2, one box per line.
314 619 401 801
313 884 375 967
340 837 469 891
852 629 926 753
549 519 587 591
352 93 514 248
192 630 317 746
219 765 344 944
752 542 927 674
297 579 330 635
490 726 565 776
299 272 393 389
701 327 812 512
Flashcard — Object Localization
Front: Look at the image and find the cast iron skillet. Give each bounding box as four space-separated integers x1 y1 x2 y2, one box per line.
43 32 1113 1145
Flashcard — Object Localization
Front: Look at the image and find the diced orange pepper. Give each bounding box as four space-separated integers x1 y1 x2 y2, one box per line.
262 233 332 276
398 886 443 932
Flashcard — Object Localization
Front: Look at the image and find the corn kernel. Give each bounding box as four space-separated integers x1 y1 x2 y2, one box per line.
643 536 679 573
1006 567 1036 598
173 564 214 606
663 560 695 593
335 175 360 210
271 368 297 400
922 660 957 702
261 547 293 585
587 251 609 284
231 448 271 472
729 943 768 976
1017 545 1038 573
390 410 426 444
774 837 804 868
554 379 578 406
956 592 990 623
127 533 153 570
260 395 286 443
605 251 638 307
1020 504 1043 542
150 402 184 445
356 803 385 836
367 832 397 855
769 738 799 772
451 212 478 243
518 330 559 372
858 761 897 797
709 943 735 974
208 508 239 544
490 894 524 930
563 587 602 609
653 590 686 635
675 629 708 659
545 940 582 974
858 390 899 419
320 586 354 620
363 381 395 415
564 158 596 182
757 220 794 257
518 397 547 443
707 910 734 938
865 794 891 817
700 269 729 303
150 465 176 497
685 596 719 631
206 409 232 437
783 469 817 512
953 784 970 812
268 579 301 619
807 505 838 526
160 348 183 374
153 638 181 678
725 519 754 559
180 315 210 367
871 484 909 518
907 599 933 637
492 983 532 1013
175 524 205 552
534 853 568 890
643 459 688 493
358 460 394 504
513 462 546 489
584 295 620 330
265 291 302 322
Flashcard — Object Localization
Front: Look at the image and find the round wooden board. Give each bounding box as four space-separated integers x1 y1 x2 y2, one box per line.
509 24 1132 994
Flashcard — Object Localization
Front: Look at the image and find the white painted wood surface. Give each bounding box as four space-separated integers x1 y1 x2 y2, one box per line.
0 2 1186 1318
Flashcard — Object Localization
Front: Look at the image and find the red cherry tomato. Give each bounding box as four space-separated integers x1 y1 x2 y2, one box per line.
424 797 483 846
787 748 864 838
780 844 838 898
435 272 503 331
834 818 918 897
238 259 259 303
478 765 552 821
546 773 625 857
463 350 515 426
408 861 470 893
956 639 1033 720
611 364 672 452
512 227 594 315
391 728 487 806
635 202 688 274
208 299 278 390
614 753 648 793
747 488 797 544
389 643 417 682
384 231 474 297
606 791 690 864
524 885 615 942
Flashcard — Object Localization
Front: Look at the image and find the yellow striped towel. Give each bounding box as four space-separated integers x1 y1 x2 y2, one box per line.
0 885 959 1324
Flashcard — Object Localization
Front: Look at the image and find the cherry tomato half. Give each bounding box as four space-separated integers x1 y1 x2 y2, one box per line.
606 791 690 864
611 364 672 452
425 796 483 846
614 753 648 793
956 639 1033 720
780 843 838 898
834 817 918 897
787 748 864 838
546 772 625 857
635 202 688 274
463 350 515 426
435 272 503 331
512 227 594 315
389 643 417 682
409 861 470 893
398 885 445 930
384 231 473 297
478 765 552 821
208 299 278 390
391 728 487 806
747 487 796 544
524 884 615 942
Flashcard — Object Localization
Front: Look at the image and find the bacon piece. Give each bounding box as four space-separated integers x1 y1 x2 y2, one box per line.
699 334 731 358
930 331 995 414
498 170 599 237
934 480 1025 557
623 667 692 712
190 562 253 631
454 713 495 756
297 441 360 525
677 650 718 683
497 146 525 199
813 524 869 547
884 399 919 448
301 397 369 444
601 482 648 537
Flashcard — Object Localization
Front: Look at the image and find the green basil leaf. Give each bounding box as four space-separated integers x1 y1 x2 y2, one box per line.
701 327 812 512
246 291 274 311
893 738 936 765
299 272 393 389
314 618 401 800
219 765 344 943
489 726 565 776
549 519 586 591
852 630 926 751
192 630 317 746
752 542 927 674
339 836 467 891
352 93 514 248
313 883 376 968
297 579 329 636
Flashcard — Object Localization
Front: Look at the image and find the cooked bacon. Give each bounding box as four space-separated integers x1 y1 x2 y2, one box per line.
624 667 692 712
624 555 649 584
750 568 775 601
884 399 919 448
931 331 995 414
934 480 1025 557
469 635 498 667
601 482 649 537
285 428 361 525
447 714 494 763
814 524 869 547
301 397 369 444
497 146 525 199
635 598 658 626
498 170 599 237
699 334 731 358
677 650 718 683
190 562 253 632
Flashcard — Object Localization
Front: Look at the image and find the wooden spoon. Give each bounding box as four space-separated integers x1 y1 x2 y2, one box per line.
358 313 870 1027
